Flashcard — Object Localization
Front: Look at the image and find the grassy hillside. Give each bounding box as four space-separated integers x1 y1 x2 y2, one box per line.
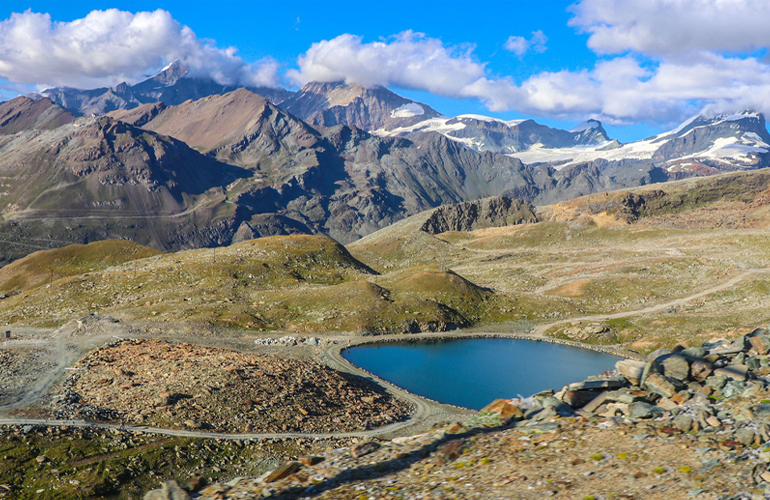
0 240 163 293
349 169 770 351
0 235 511 333
4 169 770 347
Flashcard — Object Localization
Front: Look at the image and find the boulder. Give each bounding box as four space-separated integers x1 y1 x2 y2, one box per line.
566 379 627 391
642 373 678 397
629 401 664 419
673 415 693 432
722 380 747 398
265 462 301 483
647 348 673 361
561 390 600 408
713 364 748 381
480 399 524 422
581 391 611 414
615 359 646 384
143 480 190 500
351 442 381 458
680 347 707 359
658 354 690 382
690 359 713 382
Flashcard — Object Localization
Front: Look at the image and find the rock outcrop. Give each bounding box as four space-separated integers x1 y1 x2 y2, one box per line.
419 196 538 235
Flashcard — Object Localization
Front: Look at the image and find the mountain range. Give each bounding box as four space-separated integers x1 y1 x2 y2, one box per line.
0 65 767 263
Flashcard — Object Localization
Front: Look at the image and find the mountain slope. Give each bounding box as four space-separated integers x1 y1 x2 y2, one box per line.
0 115 249 264
512 110 770 173
0 96 75 134
281 81 443 131
109 88 323 185
384 115 610 154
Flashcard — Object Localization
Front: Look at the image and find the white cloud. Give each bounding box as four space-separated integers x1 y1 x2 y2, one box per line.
0 9 280 89
570 0 770 56
288 31 486 96
504 31 548 56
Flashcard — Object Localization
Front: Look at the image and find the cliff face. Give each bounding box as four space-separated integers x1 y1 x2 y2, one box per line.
419 197 538 235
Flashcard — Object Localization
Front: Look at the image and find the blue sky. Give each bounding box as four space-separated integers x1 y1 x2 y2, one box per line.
1 1 769 142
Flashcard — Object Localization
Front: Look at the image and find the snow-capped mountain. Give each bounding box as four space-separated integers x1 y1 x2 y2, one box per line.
280 81 442 131
381 115 610 153
510 110 770 173
41 60 294 116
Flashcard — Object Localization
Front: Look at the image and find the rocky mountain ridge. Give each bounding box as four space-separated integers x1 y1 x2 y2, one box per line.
382 114 611 154
0 73 767 263
41 60 293 116
281 80 443 131
512 110 770 175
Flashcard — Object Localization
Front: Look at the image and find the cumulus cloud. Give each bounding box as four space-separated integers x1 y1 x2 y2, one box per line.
285 4 770 126
504 31 548 56
290 29 715 124
287 31 485 96
0 9 280 89
570 0 770 56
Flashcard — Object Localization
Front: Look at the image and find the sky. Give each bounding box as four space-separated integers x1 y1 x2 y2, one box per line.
0 1 768 142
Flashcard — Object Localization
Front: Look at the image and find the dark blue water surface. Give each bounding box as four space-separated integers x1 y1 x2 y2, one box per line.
342 338 622 410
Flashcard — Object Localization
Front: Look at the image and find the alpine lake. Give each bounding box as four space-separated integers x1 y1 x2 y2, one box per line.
342 337 623 410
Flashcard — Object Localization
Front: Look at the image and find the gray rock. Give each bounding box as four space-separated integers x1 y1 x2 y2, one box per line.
659 354 690 381
420 197 538 235
713 364 748 381
706 374 728 390
722 380 747 399
735 428 756 445
753 403 770 418
643 373 678 397
581 391 611 413
615 359 646 384
690 359 713 381
647 348 673 361
143 480 190 500
673 415 693 432
351 442 381 458
566 379 627 391
629 402 664 419
541 397 573 414
680 347 707 359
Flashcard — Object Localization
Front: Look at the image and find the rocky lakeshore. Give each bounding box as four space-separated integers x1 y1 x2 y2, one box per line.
147 327 770 499
40 339 411 434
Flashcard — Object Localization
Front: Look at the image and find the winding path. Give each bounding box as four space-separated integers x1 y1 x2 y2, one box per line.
529 268 766 338
0 337 468 441
0 267 764 440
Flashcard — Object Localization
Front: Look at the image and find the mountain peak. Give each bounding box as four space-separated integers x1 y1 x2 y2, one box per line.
152 59 189 86
283 80 441 131
570 119 602 133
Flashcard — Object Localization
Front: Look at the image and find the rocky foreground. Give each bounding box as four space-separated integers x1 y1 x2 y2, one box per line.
146 328 770 499
43 339 410 433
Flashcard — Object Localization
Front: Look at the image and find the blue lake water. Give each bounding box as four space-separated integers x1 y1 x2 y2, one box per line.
342 338 623 410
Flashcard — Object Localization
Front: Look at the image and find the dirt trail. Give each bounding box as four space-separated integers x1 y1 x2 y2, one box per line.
0 267 762 439
0 331 470 440
530 267 766 337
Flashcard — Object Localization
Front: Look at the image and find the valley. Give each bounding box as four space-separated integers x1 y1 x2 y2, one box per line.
2 62 770 500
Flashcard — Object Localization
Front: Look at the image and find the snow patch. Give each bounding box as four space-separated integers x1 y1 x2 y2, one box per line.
391 103 425 118
569 120 600 133
456 114 526 127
